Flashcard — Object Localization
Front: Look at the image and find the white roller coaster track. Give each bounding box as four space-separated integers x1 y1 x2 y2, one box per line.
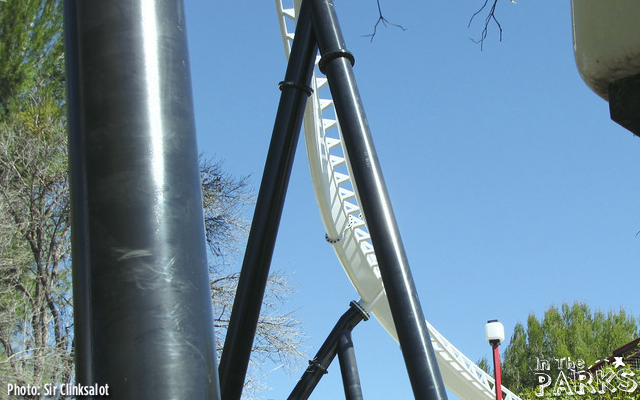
276 2 522 399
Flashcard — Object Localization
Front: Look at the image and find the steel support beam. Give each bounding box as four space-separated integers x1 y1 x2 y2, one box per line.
64 0 220 398
288 302 369 400
307 1 448 398
337 330 365 400
217 2 318 399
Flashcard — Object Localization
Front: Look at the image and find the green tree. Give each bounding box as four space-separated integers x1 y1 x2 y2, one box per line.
0 90 72 393
477 355 491 374
502 321 532 393
502 302 639 395
0 2 73 393
0 0 65 115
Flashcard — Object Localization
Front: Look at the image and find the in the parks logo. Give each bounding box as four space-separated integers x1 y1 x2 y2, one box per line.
534 356 638 397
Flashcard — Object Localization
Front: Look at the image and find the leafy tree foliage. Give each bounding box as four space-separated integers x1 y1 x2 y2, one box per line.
0 0 65 115
0 89 72 395
502 302 639 395
0 0 71 392
477 354 491 374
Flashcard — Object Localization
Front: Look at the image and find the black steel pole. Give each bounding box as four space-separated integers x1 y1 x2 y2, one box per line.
307 1 448 399
217 3 318 399
288 301 368 400
337 330 365 400
64 1 220 399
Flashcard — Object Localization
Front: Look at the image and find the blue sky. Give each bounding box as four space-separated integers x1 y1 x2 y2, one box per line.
184 1 640 399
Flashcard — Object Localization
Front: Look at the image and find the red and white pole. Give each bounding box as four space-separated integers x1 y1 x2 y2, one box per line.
491 341 503 400
486 320 505 400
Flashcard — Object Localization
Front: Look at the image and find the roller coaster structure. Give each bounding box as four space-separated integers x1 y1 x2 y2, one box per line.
64 0 524 398
275 1 523 399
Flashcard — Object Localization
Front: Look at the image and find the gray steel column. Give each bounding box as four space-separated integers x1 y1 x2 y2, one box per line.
308 0 448 399
64 1 220 399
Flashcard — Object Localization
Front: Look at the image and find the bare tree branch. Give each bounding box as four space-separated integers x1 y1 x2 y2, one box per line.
468 0 504 50
365 0 407 42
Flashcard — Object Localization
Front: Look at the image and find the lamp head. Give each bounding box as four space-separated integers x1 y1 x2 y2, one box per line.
485 319 505 346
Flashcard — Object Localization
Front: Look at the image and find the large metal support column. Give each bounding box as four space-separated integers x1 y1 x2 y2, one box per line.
64 1 220 398
217 3 318 399
307 1 448 399
337 330 365 400
288 302 369 400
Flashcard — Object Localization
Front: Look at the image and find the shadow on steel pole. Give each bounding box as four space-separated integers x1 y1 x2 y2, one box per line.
217 3 318 399
338 329 365 400
307 0 448 399
64 1 220 398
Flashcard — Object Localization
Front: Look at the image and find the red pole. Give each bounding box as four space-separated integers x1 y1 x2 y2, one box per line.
492 343 503 400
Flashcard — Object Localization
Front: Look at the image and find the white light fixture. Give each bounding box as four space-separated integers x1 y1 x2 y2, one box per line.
485 319 505 346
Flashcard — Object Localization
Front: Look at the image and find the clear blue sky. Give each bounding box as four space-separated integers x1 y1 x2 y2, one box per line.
184 1 640 399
